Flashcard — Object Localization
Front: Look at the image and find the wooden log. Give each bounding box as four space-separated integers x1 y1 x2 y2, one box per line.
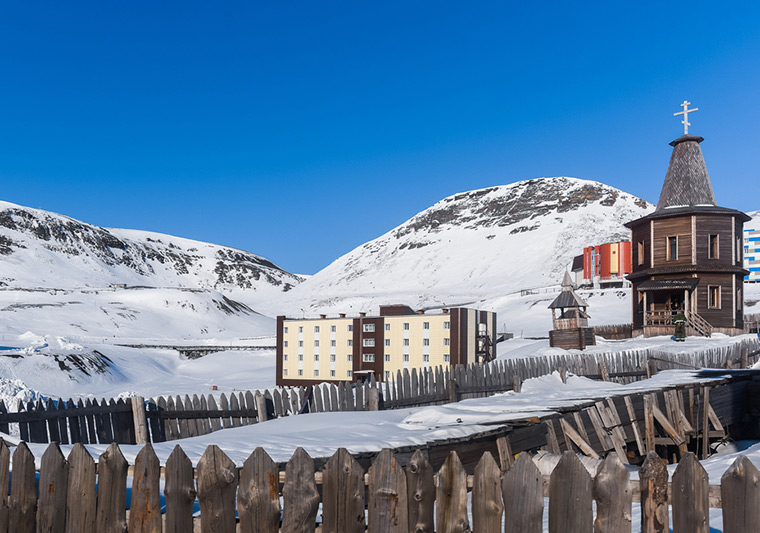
472 452 503 533
165 445 195 533
282 447 319 533
549 451 592 533
36 443 69 533
368 449 408 533
0 440 9 533
128 443 162 533
238 448 281 533
560 418 599 458
593 453 632 533
66 444 96 533
640 451 669 533
672 452 709 533
131 397 149 445
721 455 760 533
322 448 365 533
95 443 128 533
496 435 514 472
503 453 543 533
197 445 239 533
406 449 434 533
9 442 36 533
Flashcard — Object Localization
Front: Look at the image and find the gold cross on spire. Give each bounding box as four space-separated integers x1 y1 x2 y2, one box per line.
674 100 698 135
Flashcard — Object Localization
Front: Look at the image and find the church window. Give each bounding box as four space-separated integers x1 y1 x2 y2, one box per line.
667 236 678 261
708 286 721 309
709 235 719 259
637 241 645 265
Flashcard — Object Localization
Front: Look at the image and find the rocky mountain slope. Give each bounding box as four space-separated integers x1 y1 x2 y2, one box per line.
272 177 655 318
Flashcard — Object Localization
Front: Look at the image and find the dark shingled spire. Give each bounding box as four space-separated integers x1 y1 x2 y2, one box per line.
656 134 717 211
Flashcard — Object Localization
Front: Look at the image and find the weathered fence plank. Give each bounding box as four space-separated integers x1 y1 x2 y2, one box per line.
549 451 592 533
503 452 543 533
282 447 319 533
436 451 470 533
0 440 9 533
238 447 281 533
128 443 162 533
9 442 36 533
322 448 365 533
640 451 669 533
95 443 128 533
36 443 68 533
65 443 96 533
721 455 760 533
472 452 503 533
406 449 434 533
197 445 238 533
368 449 408 533
593 453 632 533
165 445 195 533
672 452 709 533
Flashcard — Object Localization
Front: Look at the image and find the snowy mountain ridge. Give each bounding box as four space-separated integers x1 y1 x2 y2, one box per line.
272 177 655 317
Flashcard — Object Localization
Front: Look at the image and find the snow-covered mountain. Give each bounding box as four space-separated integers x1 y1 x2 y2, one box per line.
272 177 654 319
0 200 303 294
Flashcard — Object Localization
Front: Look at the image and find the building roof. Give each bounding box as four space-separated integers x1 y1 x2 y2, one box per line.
635 279 700 292
571 254 584 272
548 272 588 309
656 135 717 211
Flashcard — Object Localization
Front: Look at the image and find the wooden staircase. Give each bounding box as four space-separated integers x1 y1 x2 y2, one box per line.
686 311 712 337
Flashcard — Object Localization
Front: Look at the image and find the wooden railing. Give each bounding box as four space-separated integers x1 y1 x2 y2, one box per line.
686 310 713 337
3 439 760 532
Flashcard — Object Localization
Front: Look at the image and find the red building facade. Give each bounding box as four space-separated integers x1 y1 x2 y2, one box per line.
582 241 632 286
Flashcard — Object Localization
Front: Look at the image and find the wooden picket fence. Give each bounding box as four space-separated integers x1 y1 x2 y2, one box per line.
2 439 760 532
2 337 759 446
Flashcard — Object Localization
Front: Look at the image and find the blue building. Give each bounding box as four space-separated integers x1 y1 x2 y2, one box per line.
745 226 760 282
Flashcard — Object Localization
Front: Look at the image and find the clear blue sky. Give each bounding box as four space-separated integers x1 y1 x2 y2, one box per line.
1 2 759 275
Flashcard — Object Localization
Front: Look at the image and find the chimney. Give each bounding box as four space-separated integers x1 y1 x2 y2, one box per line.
320 314 326 319
359 312 366 317
339 313 346 318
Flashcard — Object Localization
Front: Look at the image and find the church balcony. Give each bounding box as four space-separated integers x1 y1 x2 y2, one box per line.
552 317 589 330
644 310 678 326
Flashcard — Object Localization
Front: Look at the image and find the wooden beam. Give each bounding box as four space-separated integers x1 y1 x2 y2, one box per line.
559 419 599 459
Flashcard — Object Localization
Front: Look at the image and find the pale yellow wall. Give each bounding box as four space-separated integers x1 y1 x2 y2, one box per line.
382 314 451 380
281 318 354 381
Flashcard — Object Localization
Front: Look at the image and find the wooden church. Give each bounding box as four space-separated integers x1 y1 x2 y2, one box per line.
626 102 750 337
548 271 595 349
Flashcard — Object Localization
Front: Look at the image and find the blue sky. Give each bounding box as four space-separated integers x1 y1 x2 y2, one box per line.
1 2 759 274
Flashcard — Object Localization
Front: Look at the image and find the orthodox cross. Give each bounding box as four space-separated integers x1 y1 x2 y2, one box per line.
674 100 698 135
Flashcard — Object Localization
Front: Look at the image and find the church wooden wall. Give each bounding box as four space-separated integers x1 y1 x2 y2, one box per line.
651 216 692 266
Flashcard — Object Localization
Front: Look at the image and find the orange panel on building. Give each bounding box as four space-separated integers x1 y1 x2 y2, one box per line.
583 241 632 282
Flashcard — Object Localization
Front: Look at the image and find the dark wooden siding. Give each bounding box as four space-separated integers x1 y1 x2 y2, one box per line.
652 215 692 266
630 223 650 273
695 215 733 267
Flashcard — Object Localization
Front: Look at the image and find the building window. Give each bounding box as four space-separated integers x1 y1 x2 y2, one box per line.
314 369 319 377
284 340 288 347
348 324 353 332
363 338 375 347
403 339 410 346
385 353 391 362
385 323 391 331
347 370 352 377
667 236 678 261
363 323 375 333
314 354 319 361
423 354 429 362
708 286 721 309
284 354 288 361
423 322 429 329
298 326 303 333
347 354 353 362
284 326 288 334
330 370 336 377
298 340 303 348
314 325 320 333
331 340 336 347
298 369 303 376
444 321 450 330
423 338 430 346
444 354 450 362
298 354 303 361
738 288 742 311
709 234 719 259
403 354 409 362
314 340 319 347
363 353 375 362
638 241 645 265
330 354 336 362
331 325 336 333
403 322 409 330
385 339 391 347
283 369 288 376
444 338 451 346
347 339 353 347
385 371 390 380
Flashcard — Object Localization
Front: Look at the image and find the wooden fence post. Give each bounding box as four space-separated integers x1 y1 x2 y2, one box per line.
512 375 521 393
36 443 68 533
9 442 36 533
0 440 9 533
472 452 503 533
197 445 239 533
66 443 96 533
282 447 319 533
128 444 161 533
502 453 543 533
435 451 470 532
721 455 760 533
640 451 668 533
238 447 281 533
165 445 195 533
406 449 434 533
672 453 709 533
95 443 128 533
593 453 632 533
131 396 149 445
367 387 379 411
368 449 408 533
322 448 365 533
548 451 592 533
